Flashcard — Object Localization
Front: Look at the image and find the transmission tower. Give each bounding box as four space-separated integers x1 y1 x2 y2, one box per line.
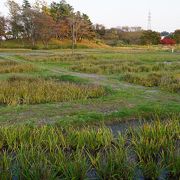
147 11 151 30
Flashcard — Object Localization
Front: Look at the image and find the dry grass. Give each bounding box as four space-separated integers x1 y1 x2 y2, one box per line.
0 60 18 66
22 53 97 62
0 77 107 105
0 60 37 73
123 73 180 93
71 61 180 75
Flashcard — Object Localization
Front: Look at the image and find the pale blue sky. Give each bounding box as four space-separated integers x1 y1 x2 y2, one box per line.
0 0 180 32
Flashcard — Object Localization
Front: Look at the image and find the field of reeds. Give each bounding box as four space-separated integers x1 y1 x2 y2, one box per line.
20 51 180 94
0 117 179 179
0 60 37 73
0 48 180 179
0 77 106 105
123 73 180 93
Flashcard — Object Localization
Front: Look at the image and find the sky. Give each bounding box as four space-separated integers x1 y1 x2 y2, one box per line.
0 0 180 32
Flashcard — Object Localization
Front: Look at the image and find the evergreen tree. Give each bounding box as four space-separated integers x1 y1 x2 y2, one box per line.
22 0 31 9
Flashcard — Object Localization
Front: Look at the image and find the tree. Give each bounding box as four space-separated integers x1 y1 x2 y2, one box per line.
22 0 31 9
7 0 23 39
140 30 161 45
49 0 74 40
174 30 180 44
21 0 40 47
160 37 176 45
94 24 106 38
54 18 71 40
74 12 95 42
103 28 119 40
34 12 55 48
120 31 143 45
35 0 49 13
0 16 7 40
161 31 170 37
5 0 96 47
50 0 73 21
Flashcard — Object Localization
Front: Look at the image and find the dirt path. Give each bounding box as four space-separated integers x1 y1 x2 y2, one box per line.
1 52 180 98
0 52 144 90
1 51 180 128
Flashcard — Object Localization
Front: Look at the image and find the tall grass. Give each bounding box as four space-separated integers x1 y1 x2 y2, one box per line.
0 117 179 179
131 119 180 179
18 52 180 94
0 60 37 73
22 53 97 62
0 77 107 105
124 73 180 93
71 62 171 75
0 60 17 66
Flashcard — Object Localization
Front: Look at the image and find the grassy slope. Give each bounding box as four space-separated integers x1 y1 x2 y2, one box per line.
0 39 108 49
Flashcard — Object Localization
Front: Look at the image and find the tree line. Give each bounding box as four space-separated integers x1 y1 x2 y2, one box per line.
94 25 180 46
0 0 180 48
0 0 95 48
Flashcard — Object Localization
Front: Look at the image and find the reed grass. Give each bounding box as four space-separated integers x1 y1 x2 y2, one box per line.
0 117 179 179
124 73 180 93
18 52 180 94
0 77 107 105
131 119 179 179
0 60 37 73
22 54 96 62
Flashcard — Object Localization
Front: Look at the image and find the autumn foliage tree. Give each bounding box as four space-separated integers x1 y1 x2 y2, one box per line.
34 12 55 48
2 0 171 47
74 12 95 42
4 0 96 48
160 37 176 45
49 0 73 40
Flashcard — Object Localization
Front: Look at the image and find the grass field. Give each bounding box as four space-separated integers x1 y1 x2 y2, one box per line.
0 48 180 179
